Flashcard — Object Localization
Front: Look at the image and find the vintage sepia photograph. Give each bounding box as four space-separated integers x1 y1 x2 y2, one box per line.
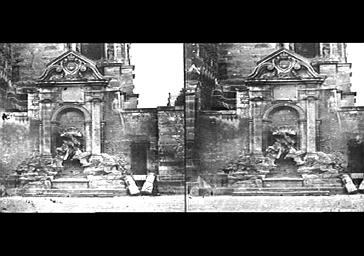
1 43 364 212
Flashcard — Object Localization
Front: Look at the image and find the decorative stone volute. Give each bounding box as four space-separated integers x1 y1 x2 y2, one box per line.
246 48 326 81
38 50 108 84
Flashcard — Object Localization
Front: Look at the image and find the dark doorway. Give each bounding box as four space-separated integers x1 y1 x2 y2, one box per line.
131 141 149 175
347 138 364 173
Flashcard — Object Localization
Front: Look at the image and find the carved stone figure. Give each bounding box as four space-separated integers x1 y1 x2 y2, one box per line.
53 127 91 168
265 128 305 165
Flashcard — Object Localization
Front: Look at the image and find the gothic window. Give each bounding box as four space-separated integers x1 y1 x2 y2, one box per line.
294 43 320 58
80 43 105 61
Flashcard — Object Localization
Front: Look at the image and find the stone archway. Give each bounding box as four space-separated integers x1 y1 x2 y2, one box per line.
260 103 307 178
50 105 92 156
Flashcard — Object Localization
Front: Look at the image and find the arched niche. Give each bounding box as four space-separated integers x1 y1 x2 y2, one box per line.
50 105 92 155
262 103 307 152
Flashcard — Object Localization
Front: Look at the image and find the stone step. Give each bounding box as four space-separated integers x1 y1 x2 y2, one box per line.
21 188 127 197
262 177 304 188
232 190 331 196
158 180 185 186
157 186 185 195
158 175 185 181
233 186 345 196
263 177 304 181
210 186 345 196
51 178 90 189
233 186 344 192
52 178 89 181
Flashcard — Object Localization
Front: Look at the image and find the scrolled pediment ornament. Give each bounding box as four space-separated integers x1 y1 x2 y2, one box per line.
38 51 106 82
247 49 325 81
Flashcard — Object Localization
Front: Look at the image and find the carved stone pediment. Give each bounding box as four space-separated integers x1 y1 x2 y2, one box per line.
246 48 325 81
38 50 107 83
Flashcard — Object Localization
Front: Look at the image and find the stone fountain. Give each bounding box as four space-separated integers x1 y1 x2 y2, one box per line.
222 127 345 192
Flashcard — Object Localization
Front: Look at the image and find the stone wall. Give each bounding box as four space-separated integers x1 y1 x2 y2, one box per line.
315 62 352 92
218 43 277 80
0 113 38 177
195 111 250 175
11 43 67 84
157 107 185 176
342 109 364 173
103 99 159 173
103 103 185 176
340 108 364 141
316 89 346 153
184 43 218 111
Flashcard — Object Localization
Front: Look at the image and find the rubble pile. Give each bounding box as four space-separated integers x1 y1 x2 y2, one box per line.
84 153 130 175
84 153 130 189
224 151 345 175
9 152 132 190
297 151 345 174
222 151 346 187
14 154 59 188
222 155 274 187
223 154 272 174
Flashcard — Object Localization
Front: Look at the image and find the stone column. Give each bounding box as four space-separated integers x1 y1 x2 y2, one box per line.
185 81 198 179
84 120 92 152
124 44 130 65
299 119 307 151
236 90 249 117
115 44 123 63
306 96 317 153
39 122 43 154
248 119 254 154
283 43 290 49
316 120 322 152
70 43 77 51
41 100 52 157
100 121 105 153
250 100 264 155
91 99 101 156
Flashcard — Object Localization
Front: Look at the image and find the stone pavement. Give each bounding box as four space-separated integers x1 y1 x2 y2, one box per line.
0 195 186 212
186 194 364 212
1 195 364 212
